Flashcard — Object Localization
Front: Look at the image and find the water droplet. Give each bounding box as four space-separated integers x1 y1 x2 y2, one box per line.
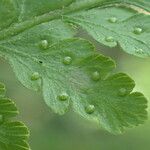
63 56 72 65
31 72 40 81
135 49 144 54
105 36 114 42
40 40 48 50
108 17 117 23
92 71 100 81
118 88 127 96
58 92 69 101
133 27 142 34
85 105 95 114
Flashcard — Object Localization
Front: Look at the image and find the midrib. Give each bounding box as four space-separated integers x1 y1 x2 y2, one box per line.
0 0 105 41
0 0 149 41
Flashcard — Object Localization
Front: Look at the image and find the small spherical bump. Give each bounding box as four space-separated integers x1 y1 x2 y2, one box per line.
85 105 95 114
108 17 117 23
118 88 127 96
31 72 40 81
135 49 144 54
105 36 114 42
63 56 72 65
40 40 48 50
58 92 69 101
92 71 100 81
133 27 143 34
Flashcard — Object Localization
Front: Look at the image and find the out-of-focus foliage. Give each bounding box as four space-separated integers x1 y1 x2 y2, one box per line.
0 82 30 150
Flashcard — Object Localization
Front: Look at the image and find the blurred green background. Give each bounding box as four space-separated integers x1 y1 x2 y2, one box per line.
0 38 150 150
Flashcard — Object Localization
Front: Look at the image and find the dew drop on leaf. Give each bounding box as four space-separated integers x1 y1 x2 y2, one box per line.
105 36 114 42
31 72 40 80
85 105 95 114
40 40 49 50
135 49 144 54
92 71 100 81
118 88 127 96
108 17 117 23
63 56 72 65
58 92 69 101
133 27 143 34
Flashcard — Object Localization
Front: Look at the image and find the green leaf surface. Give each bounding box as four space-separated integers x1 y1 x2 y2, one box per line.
0 83 5 97
0 83 30 150
0 0 18 30
16 0 75 21
0 122 30 150
73 0 150 12
0 98 18 121
0 0 149 57
65 6 150 57
0 37 148 133
0 0 149 134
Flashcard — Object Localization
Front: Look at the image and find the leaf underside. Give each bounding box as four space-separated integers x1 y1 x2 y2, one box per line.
0 0 149 134
64 6 150 57
0 82 30 150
